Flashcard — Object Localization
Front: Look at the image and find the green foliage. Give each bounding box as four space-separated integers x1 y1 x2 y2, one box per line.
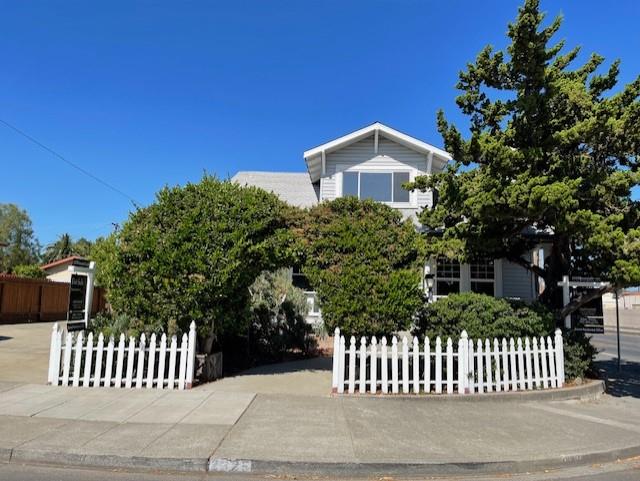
42 233 94 264
412 292 554 340
89 312 148 340
248 268 314 362
0 203 40 272
99 175 297 338
89 235 118 288
407 0 640 313
12 264 46 279
563 330 598 380
300 197 425 338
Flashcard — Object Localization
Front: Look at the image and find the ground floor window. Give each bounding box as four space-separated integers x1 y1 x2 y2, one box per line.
470 258 495 296
435 257 460 296
292 265 312 291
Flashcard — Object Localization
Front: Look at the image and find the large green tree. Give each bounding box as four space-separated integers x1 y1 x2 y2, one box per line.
408 0 640 318
300 197 425 337
100 176 297 338
0 203 40 272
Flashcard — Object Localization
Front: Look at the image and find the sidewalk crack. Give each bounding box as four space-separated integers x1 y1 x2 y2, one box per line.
206 391 257 461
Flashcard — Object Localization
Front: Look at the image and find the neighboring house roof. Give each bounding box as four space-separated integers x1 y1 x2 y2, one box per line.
41 256 83 271
231 171 319 208
303 121 453 182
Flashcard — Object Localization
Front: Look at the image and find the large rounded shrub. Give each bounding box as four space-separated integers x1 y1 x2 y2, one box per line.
300 197 425 337
412 292 554 341
100 176 297 339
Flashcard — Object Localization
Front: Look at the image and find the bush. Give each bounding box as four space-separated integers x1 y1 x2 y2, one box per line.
563 329 598 380
12 264 46 278
300 197 425 338
412 292 554 340
248 268 315 362
99 175 298 340
89 312 148 339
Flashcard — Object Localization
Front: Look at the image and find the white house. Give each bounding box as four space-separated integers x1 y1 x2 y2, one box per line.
233 122 538 323
41 256 85 283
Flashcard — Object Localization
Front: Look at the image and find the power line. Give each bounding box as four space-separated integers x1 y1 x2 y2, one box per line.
0 118 141 208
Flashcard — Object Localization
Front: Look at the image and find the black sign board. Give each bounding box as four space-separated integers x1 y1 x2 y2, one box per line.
571 287 604 334
72 258 91 268
67 274 87 326
67 321 86 332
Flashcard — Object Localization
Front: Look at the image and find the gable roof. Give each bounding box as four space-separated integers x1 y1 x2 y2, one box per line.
232 171 319 208
41 256 83 271
303 121 452 182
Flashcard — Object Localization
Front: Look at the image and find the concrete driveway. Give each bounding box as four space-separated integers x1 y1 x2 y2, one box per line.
0 321 62 384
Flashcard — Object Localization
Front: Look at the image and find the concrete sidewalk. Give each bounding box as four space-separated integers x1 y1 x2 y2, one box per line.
1 380 640 476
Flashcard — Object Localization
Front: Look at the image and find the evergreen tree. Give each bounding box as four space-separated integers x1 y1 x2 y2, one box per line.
409 0 639 318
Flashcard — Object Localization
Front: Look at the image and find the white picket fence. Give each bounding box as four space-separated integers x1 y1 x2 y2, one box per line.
48 322 197 390
331 328 565 395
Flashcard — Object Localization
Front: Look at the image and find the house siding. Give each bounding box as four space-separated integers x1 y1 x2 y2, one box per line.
502 259 536 302
321 135 434 215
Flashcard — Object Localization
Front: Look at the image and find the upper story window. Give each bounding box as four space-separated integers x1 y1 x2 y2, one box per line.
470 258 495 296
342 171 411 203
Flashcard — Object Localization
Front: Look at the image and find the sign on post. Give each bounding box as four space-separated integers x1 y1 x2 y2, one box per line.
558 276 608 332
68 274 87 320
571 289 604 334
66 260 96 332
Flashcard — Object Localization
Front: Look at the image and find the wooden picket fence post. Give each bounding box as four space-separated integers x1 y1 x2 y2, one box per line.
331 328 565 396
48 322 198 390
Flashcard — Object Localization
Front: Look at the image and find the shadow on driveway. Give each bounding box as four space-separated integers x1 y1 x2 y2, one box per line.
595 359 640 398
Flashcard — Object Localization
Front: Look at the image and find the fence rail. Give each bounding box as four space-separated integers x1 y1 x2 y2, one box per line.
331 328 565 395
0 275 106 324
48 322 197 390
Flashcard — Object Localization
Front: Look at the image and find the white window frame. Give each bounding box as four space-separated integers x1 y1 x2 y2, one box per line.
469 258 496 296
434 257 461 299
433 258 503 299
337 165 417 208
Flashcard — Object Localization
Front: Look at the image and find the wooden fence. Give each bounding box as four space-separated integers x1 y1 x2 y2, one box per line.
331 328 565 395
48 322 197 390
0 275 106 324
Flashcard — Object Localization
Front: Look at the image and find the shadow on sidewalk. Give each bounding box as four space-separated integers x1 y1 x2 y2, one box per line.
234 356 332 377
0 336 12 342
595 359 640 398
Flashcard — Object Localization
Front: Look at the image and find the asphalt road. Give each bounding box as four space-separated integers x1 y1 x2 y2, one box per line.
2 460 640 481
592 330 640 363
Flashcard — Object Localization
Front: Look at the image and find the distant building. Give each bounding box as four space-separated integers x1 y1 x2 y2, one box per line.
41 256 86 283
603 290 640 310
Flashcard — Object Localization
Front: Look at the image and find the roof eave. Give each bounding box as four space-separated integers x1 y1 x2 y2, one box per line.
303 122 452 182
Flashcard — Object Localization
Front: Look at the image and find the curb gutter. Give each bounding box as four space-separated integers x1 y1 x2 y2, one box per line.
5 442 640 477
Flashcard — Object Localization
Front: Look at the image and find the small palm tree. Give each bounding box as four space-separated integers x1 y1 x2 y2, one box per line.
42 233 74 264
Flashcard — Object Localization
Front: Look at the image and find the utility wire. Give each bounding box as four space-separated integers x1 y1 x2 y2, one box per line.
0 118 141 208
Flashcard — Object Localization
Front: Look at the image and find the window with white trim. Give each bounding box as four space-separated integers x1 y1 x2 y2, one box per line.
292 265 312 291
435 257 460 296
342 171 411 203
470 258 495 296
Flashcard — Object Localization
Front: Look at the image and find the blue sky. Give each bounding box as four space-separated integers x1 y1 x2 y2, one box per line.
2 1 639 246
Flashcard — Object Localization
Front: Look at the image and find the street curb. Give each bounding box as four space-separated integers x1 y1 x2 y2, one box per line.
7 441 640 477
207 444 640 477
0 447 12 463
331 379 604 402
8 448 209 473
